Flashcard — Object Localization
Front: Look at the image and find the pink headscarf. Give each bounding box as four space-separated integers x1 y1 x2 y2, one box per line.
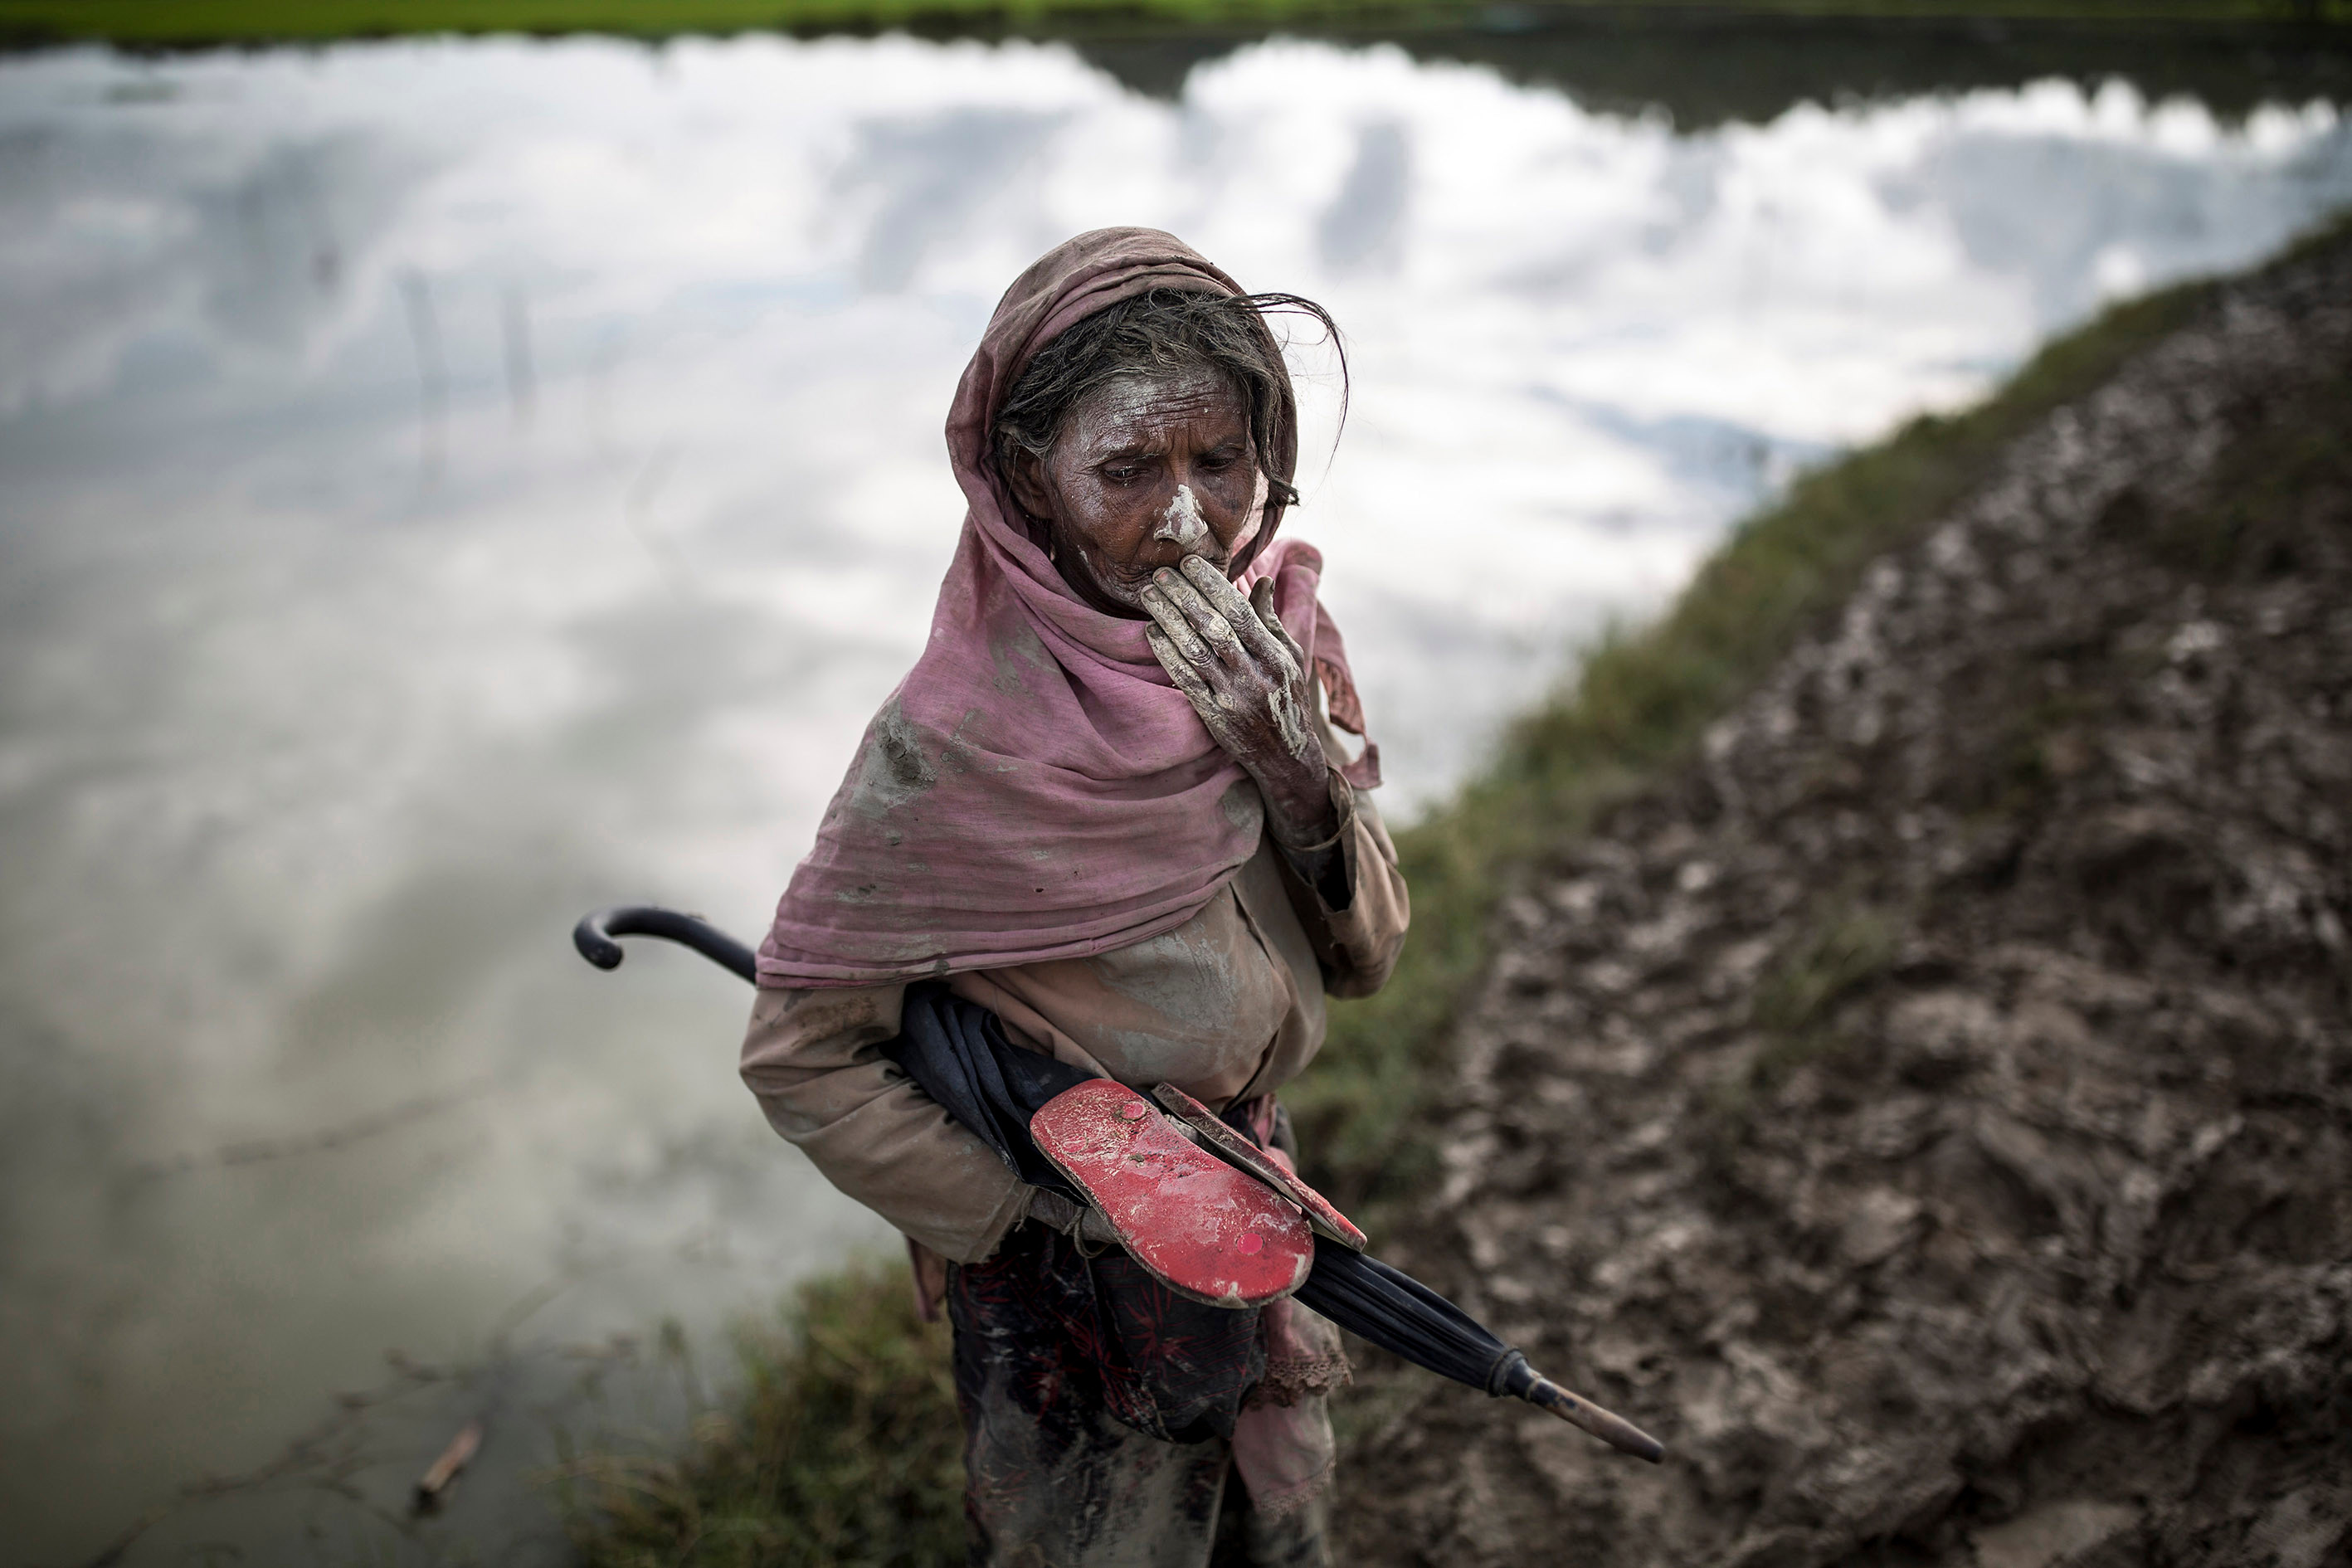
756 228 1377 989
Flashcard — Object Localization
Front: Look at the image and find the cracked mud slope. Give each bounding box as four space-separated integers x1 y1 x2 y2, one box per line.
1336 230 2352 1567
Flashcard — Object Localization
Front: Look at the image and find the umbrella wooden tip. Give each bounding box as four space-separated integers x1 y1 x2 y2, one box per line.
1527 1377 1666 1464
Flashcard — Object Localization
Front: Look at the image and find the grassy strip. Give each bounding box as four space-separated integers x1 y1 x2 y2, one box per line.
3 0 2344 50
560 1259 965 1568
560 216 2350 1565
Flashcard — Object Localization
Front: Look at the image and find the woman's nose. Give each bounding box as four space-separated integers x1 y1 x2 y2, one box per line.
1168 460 1234 519
1148 475 1213 549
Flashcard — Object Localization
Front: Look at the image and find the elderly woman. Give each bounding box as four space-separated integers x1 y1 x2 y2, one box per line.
741 229 1409 1568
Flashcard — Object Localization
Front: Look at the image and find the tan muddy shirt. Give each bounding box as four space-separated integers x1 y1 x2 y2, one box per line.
739 777 1409 1263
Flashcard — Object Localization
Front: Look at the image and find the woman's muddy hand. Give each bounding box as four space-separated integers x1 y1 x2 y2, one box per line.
1142 556 1336 845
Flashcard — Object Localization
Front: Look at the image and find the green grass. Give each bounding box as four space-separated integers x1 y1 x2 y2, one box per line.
559 1258 964 1568
559 212 2352 1566
1751 901 1898 1045
3 0 2344 50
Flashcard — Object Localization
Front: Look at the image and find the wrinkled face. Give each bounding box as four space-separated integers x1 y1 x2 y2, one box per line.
1006 365 1263 616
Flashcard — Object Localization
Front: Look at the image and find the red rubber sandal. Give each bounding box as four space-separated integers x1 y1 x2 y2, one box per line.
1030 1079 1313 1308
1151 1083 1367 1251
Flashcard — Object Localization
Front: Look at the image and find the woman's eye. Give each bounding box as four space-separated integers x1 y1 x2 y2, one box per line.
1103 465 1142 485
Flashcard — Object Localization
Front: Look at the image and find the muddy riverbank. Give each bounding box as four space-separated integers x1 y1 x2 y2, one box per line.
1334 219 2352 1566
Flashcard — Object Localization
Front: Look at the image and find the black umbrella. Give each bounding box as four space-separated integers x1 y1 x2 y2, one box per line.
1297 1243 1661 1459
574 904 1664 1463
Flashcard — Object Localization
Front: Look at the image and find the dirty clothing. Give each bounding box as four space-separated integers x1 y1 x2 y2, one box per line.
754 229 1380 991
738 774 1407 1264
740 778 1400 1566
951 1221 1337 1568
739 226 1409 1567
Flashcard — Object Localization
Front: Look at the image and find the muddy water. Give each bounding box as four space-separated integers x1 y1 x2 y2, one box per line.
1 32 2347 1565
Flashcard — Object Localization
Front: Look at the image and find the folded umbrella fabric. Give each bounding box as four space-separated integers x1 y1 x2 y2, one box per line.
882 980 1091 1200
891 984 1317 1307
575 908 1665 1463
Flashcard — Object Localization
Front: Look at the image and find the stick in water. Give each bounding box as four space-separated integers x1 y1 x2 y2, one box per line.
411 1419 484 1515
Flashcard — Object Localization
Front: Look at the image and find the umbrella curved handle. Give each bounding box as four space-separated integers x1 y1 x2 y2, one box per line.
572 904 757 986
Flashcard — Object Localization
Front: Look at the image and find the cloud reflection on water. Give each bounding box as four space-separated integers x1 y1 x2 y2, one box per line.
0 32 2346 1561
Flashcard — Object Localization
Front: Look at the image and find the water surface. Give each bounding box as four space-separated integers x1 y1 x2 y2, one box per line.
2 32 2347 1563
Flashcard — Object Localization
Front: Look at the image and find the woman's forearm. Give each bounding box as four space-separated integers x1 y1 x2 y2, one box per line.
739 983 1030 1263
1269 765 1355 910
1277 782 1410 999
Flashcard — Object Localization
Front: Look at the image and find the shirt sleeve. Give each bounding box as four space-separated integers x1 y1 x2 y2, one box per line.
738 982 1031 1264
1271 763 1411 1001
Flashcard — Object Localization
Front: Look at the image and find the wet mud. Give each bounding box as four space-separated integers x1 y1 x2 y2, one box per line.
1336 231 2352 1566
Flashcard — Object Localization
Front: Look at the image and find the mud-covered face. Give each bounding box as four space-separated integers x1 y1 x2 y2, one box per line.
1006 365 1263 617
